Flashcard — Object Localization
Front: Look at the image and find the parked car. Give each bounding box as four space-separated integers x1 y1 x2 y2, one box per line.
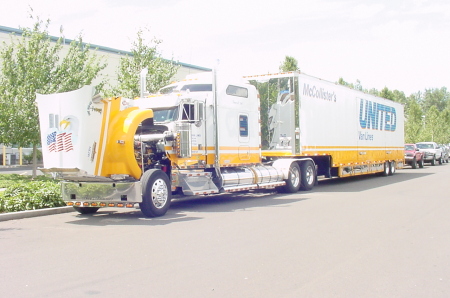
439 144 449 163
404 144 424 168
416 142 443 166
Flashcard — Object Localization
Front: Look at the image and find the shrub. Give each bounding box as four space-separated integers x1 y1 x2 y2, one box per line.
23 149 43 164
0 174 55 188
0 176 64 213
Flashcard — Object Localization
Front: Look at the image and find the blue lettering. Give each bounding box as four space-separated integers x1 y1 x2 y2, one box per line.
359 99 396 132
366 101 377 129
359 98 366 128
390 107 396 131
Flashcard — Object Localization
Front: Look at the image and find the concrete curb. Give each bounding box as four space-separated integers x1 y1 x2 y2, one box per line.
0 206 75 222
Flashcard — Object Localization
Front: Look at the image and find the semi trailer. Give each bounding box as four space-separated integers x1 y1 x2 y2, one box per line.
37 71 404 217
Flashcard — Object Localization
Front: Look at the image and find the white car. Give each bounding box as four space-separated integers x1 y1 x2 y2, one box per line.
416 142 443 166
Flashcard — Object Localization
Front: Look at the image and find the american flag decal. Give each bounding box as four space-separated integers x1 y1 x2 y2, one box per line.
64 133 73 152
56 132 65 152
47 131 57 152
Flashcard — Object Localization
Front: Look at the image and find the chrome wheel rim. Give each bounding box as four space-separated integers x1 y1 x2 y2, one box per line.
305 165 314 185
290 166 300 187
151 178 168 209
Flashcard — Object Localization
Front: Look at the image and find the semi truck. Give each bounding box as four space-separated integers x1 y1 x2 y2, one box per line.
37 71 404 217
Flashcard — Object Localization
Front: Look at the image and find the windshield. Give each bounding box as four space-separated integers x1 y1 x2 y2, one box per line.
159 84 212 94
404 145 414 151
416 143 433 149
180 84 212 92
159 85 179 94
153 107 179 123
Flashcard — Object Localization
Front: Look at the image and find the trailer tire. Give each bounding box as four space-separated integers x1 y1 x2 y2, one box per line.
300 161 315 191
389 161 396 175
382 161 390 176
279 162 301 193
73 207 99 214
139 169 171 217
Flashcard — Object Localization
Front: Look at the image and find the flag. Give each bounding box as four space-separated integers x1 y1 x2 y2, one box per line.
47 131 56 152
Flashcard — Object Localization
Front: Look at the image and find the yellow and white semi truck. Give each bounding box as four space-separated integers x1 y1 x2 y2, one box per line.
37 71 404 217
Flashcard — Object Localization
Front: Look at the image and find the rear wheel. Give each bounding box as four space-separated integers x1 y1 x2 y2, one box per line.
300 161 315 191
382 161 390 176
280 162 301 193
389 161 396 175
139 169 171 217
73 207 99 214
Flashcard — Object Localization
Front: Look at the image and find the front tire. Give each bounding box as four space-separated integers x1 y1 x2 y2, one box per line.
431 155 436 166
300 161 316 191
139 169 171 217
411 158 417 169
280 162 301 193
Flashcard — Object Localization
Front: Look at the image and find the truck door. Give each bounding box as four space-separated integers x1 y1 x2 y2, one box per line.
179 101 207 164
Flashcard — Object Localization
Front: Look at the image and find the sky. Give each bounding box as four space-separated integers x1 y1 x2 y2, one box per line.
1 0 450 95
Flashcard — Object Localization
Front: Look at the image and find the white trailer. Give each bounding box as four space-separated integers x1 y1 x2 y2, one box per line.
248 72 405 178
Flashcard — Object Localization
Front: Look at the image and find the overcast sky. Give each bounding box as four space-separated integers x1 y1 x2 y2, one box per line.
1 0 449 95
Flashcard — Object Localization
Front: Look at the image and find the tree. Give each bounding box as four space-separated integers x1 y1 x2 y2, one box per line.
279 56 300 72
421 106 441 142
422 87 449 112
108 29 179 98
439 108 450 144
404 100 424 143
337 77 354 89
379 87 394 101
0 15 106 175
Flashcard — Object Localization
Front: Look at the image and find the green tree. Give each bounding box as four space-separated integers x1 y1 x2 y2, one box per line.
379 87 394 101
337 77 354 89
421 105 441 142
0 15 106 175
421 87 449 113
439 108 450 144
279 56 300 72
392 90 407 104
404 100 424 143
109 29 179 98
